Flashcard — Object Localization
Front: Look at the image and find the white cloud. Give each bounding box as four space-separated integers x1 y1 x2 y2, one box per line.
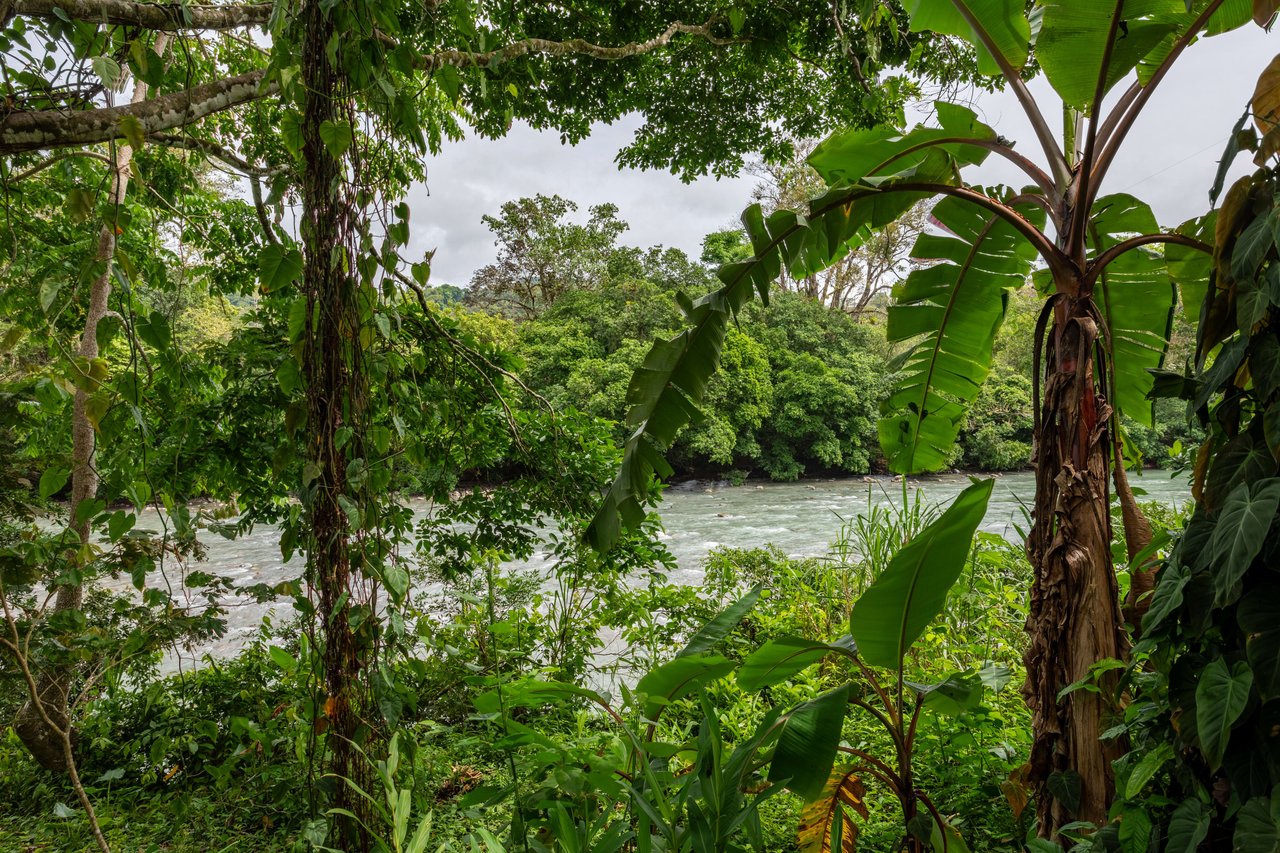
408 26 1275 285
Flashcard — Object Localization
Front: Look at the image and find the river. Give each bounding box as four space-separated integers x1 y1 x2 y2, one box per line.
136 470 1190 665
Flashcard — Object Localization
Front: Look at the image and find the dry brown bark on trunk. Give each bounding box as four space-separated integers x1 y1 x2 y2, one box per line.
1025 296 1129 832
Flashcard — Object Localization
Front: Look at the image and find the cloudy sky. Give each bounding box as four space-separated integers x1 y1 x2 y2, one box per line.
408 25 1276 285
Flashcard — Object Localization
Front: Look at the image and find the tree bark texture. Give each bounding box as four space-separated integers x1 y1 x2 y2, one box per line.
14 36 169 770
1025 294 1129 832
297 3 368 847
8 0 270 29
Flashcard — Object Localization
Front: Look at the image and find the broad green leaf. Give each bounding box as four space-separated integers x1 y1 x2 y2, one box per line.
268 645 296 672
930 816 972 853
880 192 1044 473
319 120 354 157
919 671 984 715
1166 211 1216 324
808 102 996 186
1236 787 1280 853
1207 479 1280 603
738 636 855 691
91 55 121 89
258 244 303 293
1195 657 1253 770
901 0 1031 76
276 358 303 396
1237 264 1280 332
1123 743 1172 799
1091 195 1177 427
1234 212 1278 281
106 510 135 541
1238 583 1280 699
1047 770 1082 814
848 478 994 668
39 279 63 313
1166 798 1210 853
38 467 70 498
473 677 608 716
1141 561 1190 633
1036 2 1178 112
1117 806 1152 853
678 583 762 658
280 111 304 156
118 115 144 150
767 685 848 801
636 654 735 720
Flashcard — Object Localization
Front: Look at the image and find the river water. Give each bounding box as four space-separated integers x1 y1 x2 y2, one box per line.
135 470 1190 665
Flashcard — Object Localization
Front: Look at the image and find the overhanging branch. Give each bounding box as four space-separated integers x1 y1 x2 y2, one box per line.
0 70 274 154
1 19 734 155
7 0 271 30
418 19 740 72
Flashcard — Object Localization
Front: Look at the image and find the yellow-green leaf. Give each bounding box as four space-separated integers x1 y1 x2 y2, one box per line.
797 767 868 853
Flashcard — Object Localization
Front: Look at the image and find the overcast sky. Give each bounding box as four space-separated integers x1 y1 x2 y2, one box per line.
409 26 1275 285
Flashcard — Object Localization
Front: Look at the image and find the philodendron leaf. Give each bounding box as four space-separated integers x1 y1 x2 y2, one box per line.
1236 786 1280 853
1208 479 1280 604
258 244 303 293
767 685 848 801
1238 583 1280 700
1195 657 1253 771
1142 561 1191 633
1166 798 1211 853
1123 743 1173 800
849 478 994 669
1047 770 1082 815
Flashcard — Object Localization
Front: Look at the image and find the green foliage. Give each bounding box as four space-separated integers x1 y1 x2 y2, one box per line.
957 369 1033 472
1119 158 1280 847
849 478 993 668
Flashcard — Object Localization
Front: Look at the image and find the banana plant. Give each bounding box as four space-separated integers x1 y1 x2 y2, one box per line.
491 479 997 852
588 0 1272 836
738 477 997 853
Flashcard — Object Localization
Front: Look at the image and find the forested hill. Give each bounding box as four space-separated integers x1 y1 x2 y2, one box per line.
424 193 1199 481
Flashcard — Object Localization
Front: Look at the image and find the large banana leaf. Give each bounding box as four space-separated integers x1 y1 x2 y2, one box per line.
586 137 976 550
848 478 994 669
807 102 998 186
1090 194 1178 427
878 190 1045 475
1035 2 1179 111
901 0 1031 76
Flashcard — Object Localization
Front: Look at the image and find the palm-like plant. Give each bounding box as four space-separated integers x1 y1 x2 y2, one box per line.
588 0 1272 836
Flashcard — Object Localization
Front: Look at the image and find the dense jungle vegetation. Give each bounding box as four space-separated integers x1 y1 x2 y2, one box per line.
2 1 1280 852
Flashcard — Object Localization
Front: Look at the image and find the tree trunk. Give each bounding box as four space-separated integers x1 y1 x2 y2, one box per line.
15 36 169 770
297 3 368 847
1024 293 1128 833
